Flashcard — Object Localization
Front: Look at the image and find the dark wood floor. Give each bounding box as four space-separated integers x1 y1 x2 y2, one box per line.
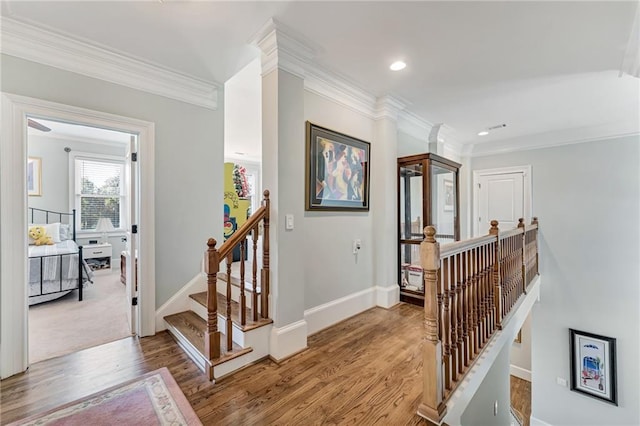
1 303 531 425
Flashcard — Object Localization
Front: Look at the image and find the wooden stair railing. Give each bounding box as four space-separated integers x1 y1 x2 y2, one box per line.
203 190 271 370
418 218 539 423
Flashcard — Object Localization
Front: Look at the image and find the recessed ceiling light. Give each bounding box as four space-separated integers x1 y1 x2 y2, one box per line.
390 61 406 71
478 131 489 136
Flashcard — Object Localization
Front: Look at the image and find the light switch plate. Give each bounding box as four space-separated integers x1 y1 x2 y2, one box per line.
285 214 294 230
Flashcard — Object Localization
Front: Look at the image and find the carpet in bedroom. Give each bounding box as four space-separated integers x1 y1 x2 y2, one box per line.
29 271 131 363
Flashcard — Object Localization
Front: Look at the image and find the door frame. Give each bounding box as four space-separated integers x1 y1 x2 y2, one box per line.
472 165 532 237
1 92 156 378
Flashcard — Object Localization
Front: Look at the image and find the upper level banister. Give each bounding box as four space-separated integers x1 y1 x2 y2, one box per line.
440 234 495 258
498 227 524 240
524 223 538 232
218 205 266 259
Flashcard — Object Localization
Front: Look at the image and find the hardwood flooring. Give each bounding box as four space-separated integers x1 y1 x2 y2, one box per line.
510 375 532 426
1 302 528 426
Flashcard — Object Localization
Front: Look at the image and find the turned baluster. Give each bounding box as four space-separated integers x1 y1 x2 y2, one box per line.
442 257 451 391
240 239 247 326
261 190 270 319
252 225 259 322
226 253 233 351
532 217 539 276
449 255 459 382
490 221 503 328
463 249 472 365
418 226 447 423
204 239 221 378
455 252 465 372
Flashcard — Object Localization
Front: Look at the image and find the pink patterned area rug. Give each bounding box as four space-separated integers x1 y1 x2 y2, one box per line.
8 367 202 426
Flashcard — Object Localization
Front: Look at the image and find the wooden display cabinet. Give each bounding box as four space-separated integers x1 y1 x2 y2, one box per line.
398 153 461 306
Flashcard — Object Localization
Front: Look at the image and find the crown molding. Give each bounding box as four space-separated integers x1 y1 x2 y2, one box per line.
469 120 640 157
249 18 317 79
373 95 407 121
0 17 220 110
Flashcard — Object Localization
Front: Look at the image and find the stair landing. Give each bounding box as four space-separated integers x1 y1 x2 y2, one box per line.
189 291 273 331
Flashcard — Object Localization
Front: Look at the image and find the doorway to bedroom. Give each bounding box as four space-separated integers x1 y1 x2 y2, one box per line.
26 117 137 363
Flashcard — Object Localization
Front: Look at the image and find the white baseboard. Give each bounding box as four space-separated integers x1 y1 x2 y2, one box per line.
155 273 206 332
510 365 531 382
375 285 400 309
269 319 308 361
304 288 376 336
530 416 553 426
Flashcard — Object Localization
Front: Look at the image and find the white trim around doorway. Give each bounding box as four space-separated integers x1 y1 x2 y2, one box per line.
472 165 532 237
0 93 156 378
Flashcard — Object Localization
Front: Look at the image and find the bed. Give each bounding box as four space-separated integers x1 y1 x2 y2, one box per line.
28 208 94 305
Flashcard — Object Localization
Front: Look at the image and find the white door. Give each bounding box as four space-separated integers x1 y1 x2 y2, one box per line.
476 171 525 236
125 135 138 335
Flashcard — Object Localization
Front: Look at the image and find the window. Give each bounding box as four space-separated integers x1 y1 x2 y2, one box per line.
74 156 125 231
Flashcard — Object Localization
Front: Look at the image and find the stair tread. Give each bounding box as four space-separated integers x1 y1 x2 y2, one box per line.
217 272 261 293
189 291 273 331
164 311 253 366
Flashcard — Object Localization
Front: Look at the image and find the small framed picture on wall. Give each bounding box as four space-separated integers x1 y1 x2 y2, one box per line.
569 329 617 405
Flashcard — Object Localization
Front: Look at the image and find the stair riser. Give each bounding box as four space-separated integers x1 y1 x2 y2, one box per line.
213 324 272 379
215 280 261 311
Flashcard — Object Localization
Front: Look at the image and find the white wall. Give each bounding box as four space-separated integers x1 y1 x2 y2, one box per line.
398 129 427 157
303 90 375 309
511 311 532 381
471 135 640 425
461 344 512 426
2 54 224 308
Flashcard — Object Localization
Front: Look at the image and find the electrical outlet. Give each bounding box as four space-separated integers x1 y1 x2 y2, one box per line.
352 239 362 254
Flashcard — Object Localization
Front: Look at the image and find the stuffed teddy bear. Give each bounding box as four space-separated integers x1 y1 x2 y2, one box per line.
29 226 54 246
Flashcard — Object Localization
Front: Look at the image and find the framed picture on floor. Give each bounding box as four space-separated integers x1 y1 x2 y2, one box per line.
305 121 370 211
569 329 617 405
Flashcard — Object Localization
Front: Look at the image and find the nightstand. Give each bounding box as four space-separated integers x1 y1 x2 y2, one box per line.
83 243 112 273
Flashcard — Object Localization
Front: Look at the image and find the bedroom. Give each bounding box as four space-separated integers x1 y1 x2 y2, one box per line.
26 117 135 362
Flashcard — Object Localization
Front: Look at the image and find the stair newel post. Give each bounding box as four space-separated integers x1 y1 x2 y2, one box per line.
518 218 526 295
240 239 247 326
489 220 503 329
252 226 259 322
204 239 221 367
261 190 270 319
226 253 233 351
418 226 447 423
532 217 539 277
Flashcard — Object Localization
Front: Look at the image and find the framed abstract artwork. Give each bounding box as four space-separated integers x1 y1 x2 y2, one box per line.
305 121 370 211
569 329 617 405
27 157 42 196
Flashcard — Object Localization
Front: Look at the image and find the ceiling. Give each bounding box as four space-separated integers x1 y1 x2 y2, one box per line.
3 1 639 151
28 118 131 145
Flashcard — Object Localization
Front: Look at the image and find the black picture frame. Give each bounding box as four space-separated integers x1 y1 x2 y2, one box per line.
305 121 370 211
569 329 617 406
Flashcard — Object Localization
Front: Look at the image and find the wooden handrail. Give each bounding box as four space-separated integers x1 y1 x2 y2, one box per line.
440 234 495 258
218 204 266 260
203 190 271 366
418 217 540 424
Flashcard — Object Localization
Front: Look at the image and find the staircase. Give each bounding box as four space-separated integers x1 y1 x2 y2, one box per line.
164 191 272 381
